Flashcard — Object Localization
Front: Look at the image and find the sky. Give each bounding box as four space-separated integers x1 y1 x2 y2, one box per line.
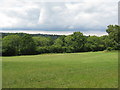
0 0 119 35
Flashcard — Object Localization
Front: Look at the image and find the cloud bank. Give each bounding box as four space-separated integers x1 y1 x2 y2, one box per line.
0 0 119 35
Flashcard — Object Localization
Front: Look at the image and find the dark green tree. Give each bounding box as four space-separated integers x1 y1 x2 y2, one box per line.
20 34 36 55
64 35 74 52
106 25 120 50
72 32 86 52
85 36 104 51
2 35 21 56
33 36 53 47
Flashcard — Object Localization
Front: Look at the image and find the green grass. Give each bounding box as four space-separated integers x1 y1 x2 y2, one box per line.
2 51 118 88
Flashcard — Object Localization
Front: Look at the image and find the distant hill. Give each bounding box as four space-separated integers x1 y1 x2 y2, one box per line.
1 33 61 39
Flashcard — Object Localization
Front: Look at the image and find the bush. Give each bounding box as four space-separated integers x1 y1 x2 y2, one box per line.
49 46 64 53
106 47 113 51
36 46 65 54
2 35 21 56
65 46 74 53
36 47 49 54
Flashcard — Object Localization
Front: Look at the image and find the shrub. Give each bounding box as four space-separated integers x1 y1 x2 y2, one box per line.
106 47 113 51
36 47 49 54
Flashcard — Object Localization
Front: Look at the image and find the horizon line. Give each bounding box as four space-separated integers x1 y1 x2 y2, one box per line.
0 30 108 36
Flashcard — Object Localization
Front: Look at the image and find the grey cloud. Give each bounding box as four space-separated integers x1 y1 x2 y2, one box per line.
0 0 119 33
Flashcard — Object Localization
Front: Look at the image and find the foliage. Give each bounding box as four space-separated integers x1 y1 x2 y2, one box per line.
106 25 120 50
2 35 21 56
85 36 105 51
2 25 120 56
33 36 53 47
20 34 36 55
106 47 114 51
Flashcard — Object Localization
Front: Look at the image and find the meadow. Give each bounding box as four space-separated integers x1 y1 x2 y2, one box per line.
2 51 118 88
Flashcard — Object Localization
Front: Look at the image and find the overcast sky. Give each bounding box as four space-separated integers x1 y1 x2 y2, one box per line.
0 0 119 35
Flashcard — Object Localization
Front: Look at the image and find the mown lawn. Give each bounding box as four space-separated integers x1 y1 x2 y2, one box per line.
2 51 118 88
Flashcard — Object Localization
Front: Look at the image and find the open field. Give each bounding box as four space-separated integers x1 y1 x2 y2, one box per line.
2 51 118 88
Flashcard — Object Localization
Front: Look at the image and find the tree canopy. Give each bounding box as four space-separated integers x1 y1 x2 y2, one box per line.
2 25 120 56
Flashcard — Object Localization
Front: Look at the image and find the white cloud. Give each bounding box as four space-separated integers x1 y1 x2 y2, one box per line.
0 0 119 35
0 30 107 36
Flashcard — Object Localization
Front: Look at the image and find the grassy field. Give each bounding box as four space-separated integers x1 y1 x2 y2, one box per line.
2 51 118 88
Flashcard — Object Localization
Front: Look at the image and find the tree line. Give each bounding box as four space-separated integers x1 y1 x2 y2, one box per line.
2 25 120 56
